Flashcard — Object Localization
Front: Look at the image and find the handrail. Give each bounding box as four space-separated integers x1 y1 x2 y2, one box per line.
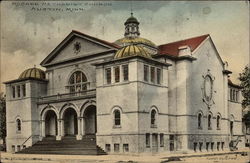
38 89 96 103
21 135 32 146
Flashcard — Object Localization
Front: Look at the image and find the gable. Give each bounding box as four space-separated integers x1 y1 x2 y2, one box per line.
40 30 120 67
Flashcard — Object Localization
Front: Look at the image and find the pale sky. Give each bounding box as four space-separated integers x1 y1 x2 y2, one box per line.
0 1 249 93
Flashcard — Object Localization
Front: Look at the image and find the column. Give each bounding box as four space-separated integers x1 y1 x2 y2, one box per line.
40 120 45 141
56 119 62 140
61 119 64 137
82 117 86 136
76 117 82 140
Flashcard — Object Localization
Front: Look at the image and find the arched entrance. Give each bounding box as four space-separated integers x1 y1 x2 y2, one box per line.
63 108 78 136
45 110 58 136
84 105 97 134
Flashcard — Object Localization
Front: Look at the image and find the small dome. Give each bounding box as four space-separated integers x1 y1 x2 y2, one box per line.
19 67 45 80
114 44 151 59
114 37 157 48
124 15 139 25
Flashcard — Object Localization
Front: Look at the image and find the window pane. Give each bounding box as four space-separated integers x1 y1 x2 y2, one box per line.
105 68 111 84
123 144 129 152
17 119 21 131
22 84 26 97
150 67 155 83
114 144 119 152
114 66 120 83
146 133 150 147
122 65 129 81
114 110 121 126
144 65 149 81
160 134 164 147
157 68 161 84
105 144 111 152
69 71 88 92
17 86 21 97
198 114 202 129
12 86 15 98
151 110 156 125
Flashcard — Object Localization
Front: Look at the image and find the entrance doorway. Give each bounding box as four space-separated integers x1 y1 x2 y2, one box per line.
63 108 78 136
84 105 97 134
45 110 57 136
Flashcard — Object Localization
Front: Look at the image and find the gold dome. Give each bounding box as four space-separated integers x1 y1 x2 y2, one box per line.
114 44 151 59
114 37 156 48
19 67 45 80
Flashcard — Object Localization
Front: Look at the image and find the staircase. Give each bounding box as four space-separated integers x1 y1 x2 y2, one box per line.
17 135 106 155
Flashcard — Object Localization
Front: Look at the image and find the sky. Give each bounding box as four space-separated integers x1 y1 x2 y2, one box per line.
0 1 249 93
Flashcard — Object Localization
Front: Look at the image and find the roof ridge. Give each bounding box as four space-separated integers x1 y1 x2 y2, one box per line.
158 34 209 47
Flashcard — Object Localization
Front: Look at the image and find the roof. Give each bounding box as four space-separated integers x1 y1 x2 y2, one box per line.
19 67 45 80
114 37 156 48
158 34 209 57
114 44 151 59
228 79 242 89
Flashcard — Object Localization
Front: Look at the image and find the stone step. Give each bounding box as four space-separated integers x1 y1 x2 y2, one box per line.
17 135 106 155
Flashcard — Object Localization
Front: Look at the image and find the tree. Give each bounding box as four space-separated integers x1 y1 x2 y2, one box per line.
239 66 250 108
0 93 6 143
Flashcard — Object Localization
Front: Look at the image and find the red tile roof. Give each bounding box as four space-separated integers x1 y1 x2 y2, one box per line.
158 34 209 57
72 30 121 49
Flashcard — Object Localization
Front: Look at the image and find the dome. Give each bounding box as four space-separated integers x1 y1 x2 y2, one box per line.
114 37 157 48
114 44 151 59
124 15 139 25
19 67 45 80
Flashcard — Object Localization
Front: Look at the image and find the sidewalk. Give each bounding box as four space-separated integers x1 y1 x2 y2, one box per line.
0 148 249 163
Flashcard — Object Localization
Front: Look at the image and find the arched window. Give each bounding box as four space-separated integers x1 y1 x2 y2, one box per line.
208 114 212 130
114 110 121 126
151 110 156 127
16 119 21 132
198 113 202 129
69 71 87 93
216 115 221 130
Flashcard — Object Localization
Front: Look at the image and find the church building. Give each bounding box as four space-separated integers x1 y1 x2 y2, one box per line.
4 13 245 154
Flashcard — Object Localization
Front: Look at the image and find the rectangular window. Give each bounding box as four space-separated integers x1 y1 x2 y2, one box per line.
17 85 21 97
230 89 232 101
144 65 149 81
114 144 119 152
160 133 164 147
150 67 155 83
157 68 161 84
146 133 150 147
199 142 203 152
169 135 175 151
235 90 238 102
12 145 15 152
105 68 111 84
105 144 111 152
114 66 120 83
22 84 26 97
194 142 197 152
206 142 209 151
12 86 15 98
122 65 129 81
123 144 129 152
221 142 224 150
17 145 20 152
217 142 220 151
211 142 214 151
